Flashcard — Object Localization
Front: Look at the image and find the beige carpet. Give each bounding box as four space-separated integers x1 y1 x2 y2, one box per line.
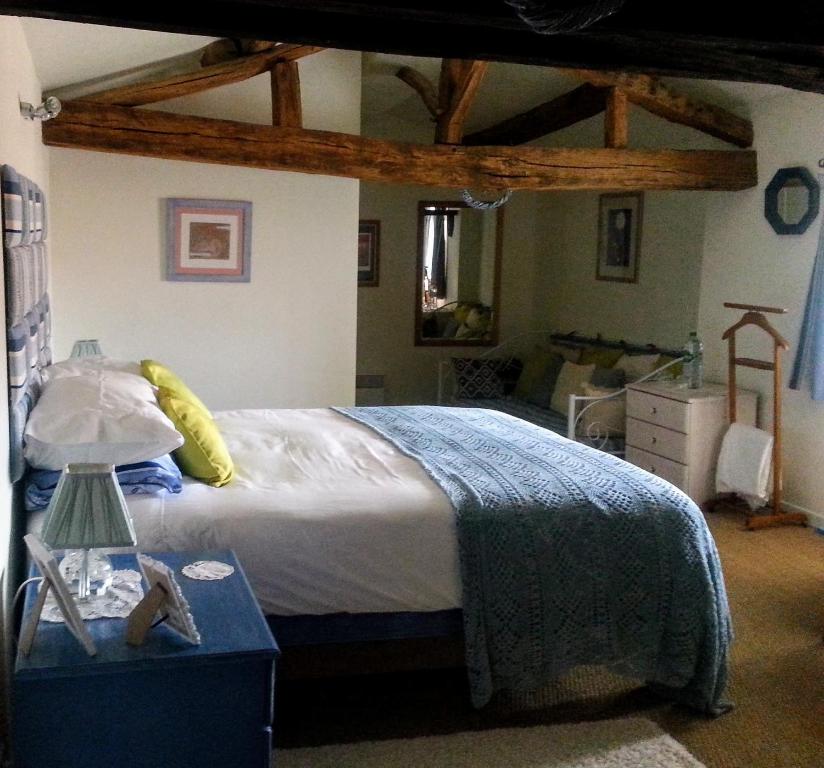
277 718 706 768
277 511 824 768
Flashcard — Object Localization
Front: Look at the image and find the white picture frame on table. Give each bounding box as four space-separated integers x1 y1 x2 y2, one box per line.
19 534 97 656
127 554 201 646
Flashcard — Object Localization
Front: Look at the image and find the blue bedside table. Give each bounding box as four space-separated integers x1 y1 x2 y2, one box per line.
13 550 279 768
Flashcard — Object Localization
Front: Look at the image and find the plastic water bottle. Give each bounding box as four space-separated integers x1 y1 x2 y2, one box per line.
685 331 704 389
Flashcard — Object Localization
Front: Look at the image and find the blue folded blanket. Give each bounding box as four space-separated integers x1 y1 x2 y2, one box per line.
26 453 183 511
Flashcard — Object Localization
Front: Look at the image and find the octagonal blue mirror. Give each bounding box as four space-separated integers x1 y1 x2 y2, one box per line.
765 166 820 235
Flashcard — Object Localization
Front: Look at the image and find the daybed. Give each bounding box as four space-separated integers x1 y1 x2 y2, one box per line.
438 331 685 455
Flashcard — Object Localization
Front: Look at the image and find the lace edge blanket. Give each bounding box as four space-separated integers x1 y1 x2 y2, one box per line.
334 406 732 715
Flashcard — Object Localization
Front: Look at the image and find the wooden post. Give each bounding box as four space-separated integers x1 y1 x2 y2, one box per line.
270 61 302 128
605 87 628 148
772 344 782 513
727 333 737 423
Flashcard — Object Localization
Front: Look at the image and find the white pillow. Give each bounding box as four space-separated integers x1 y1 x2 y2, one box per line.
24 370 183 470
615 353 660 382
580 383 626 437
42 356 142 384
550 362 595 415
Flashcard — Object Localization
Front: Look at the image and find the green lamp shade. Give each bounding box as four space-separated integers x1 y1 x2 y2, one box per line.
40 464 136 549
70 339 103 358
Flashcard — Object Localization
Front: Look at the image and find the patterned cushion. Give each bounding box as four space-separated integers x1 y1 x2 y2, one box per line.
451 358 522 399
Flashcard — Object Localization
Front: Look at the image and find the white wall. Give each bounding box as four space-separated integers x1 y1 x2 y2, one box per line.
50 50 361 410
534 189 707 348
357 183 540 404
529 108 729 350
698 90 824 527
0 14 50 750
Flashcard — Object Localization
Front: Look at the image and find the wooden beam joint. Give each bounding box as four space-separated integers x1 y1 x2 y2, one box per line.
604 87 628 148
270 60 302 128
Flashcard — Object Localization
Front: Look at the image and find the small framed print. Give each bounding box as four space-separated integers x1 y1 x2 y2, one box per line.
596 192 643 283
134 554 201 645
358 220 380 287
167 198 251 282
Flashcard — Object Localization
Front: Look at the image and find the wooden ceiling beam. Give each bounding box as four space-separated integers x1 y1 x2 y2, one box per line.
463 84 607 146
43 101 757 192
436 59 489 144
270 61 302 128
572 69 754 147
79 43 323 107
396 66 440 118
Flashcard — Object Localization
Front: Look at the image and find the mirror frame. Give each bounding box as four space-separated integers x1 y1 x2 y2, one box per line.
764 166 820 235
414 200 504 347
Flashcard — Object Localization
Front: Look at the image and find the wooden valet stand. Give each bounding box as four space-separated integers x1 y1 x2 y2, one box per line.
715 302 807 530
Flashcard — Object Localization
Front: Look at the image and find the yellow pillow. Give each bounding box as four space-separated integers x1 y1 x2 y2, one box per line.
141 360 211 417
157 390 233 487
550 362 596 415
579 346 624 369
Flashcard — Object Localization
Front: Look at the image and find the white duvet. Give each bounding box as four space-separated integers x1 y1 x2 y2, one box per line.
125 408 461 616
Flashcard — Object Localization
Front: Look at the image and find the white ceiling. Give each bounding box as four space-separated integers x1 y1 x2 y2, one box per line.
21 18 793 139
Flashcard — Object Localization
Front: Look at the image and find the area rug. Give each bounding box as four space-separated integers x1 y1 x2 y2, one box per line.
276 717 707 768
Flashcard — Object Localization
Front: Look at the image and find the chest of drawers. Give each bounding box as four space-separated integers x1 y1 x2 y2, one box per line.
625 381 757 506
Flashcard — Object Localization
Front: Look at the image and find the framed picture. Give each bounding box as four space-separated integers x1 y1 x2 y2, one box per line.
596 193 643 283
358 220 380 287
19 534 97 657
135 554 201 645
166 198 252 282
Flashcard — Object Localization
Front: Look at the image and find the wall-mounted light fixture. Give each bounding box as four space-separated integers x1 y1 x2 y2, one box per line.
20 96 62 121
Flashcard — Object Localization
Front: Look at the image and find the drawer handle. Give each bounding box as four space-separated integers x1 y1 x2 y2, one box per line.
651 436 657 444
650 407 658 415
650 466 657 474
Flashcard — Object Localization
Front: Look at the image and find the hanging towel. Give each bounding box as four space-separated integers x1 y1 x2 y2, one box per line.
716 423 773 510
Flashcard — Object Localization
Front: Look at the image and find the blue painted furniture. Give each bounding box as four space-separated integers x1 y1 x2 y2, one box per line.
13 550 278 768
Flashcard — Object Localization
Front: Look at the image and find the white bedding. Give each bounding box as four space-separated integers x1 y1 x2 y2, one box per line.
122 408 461 616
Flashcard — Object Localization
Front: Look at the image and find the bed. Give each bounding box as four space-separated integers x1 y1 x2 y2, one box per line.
6 166 732 716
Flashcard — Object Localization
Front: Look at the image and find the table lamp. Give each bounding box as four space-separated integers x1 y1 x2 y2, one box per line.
70 339 103 358
39 464 136 602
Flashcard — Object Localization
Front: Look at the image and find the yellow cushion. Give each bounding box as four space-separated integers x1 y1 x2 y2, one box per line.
547 344 582 364
657 354 684 379
157 390 233 487
141 360 211 417
579 346 624 369
551 362 596 415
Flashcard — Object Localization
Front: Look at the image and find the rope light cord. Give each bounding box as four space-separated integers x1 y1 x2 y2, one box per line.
461 189 513 210
505 0 625 34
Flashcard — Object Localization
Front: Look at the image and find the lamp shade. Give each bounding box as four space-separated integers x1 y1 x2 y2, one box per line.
70 339 103 358
40 464 136 549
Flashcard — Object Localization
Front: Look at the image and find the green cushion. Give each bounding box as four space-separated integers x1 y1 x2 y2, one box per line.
515 349 562 400
657 354 684 379
141 360 211 417
157 390 233 487
579 346 624 369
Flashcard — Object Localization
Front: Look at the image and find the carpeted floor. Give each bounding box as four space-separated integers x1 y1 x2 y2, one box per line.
276 511 824 768
278 717 707 768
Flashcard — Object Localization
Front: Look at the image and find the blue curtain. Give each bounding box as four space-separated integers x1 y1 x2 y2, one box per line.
790 176 824 399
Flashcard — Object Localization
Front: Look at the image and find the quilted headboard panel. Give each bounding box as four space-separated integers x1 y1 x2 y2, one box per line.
2 165 52 481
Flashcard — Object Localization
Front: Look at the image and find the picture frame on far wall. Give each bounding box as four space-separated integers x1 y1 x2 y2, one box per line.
166 198 252 282
596 192 643 283
358 220 380 287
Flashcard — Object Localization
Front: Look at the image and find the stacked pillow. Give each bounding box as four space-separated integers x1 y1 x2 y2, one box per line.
142 360 234 487
23 356 235 510
24 357 186 510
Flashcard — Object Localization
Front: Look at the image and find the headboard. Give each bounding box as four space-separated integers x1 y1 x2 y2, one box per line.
2 165 52 482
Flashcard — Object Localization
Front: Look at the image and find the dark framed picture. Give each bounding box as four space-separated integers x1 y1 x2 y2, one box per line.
166 198 252 282
358 220 380 287
596 192 643 283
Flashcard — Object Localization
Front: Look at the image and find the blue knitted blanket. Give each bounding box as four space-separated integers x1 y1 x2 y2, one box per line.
336 406 732 714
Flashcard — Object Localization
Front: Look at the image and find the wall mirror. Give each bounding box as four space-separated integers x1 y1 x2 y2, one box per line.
765 166 820 235
415 201 503 347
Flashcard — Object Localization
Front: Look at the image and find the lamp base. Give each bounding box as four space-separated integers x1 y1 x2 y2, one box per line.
58 550 114 601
